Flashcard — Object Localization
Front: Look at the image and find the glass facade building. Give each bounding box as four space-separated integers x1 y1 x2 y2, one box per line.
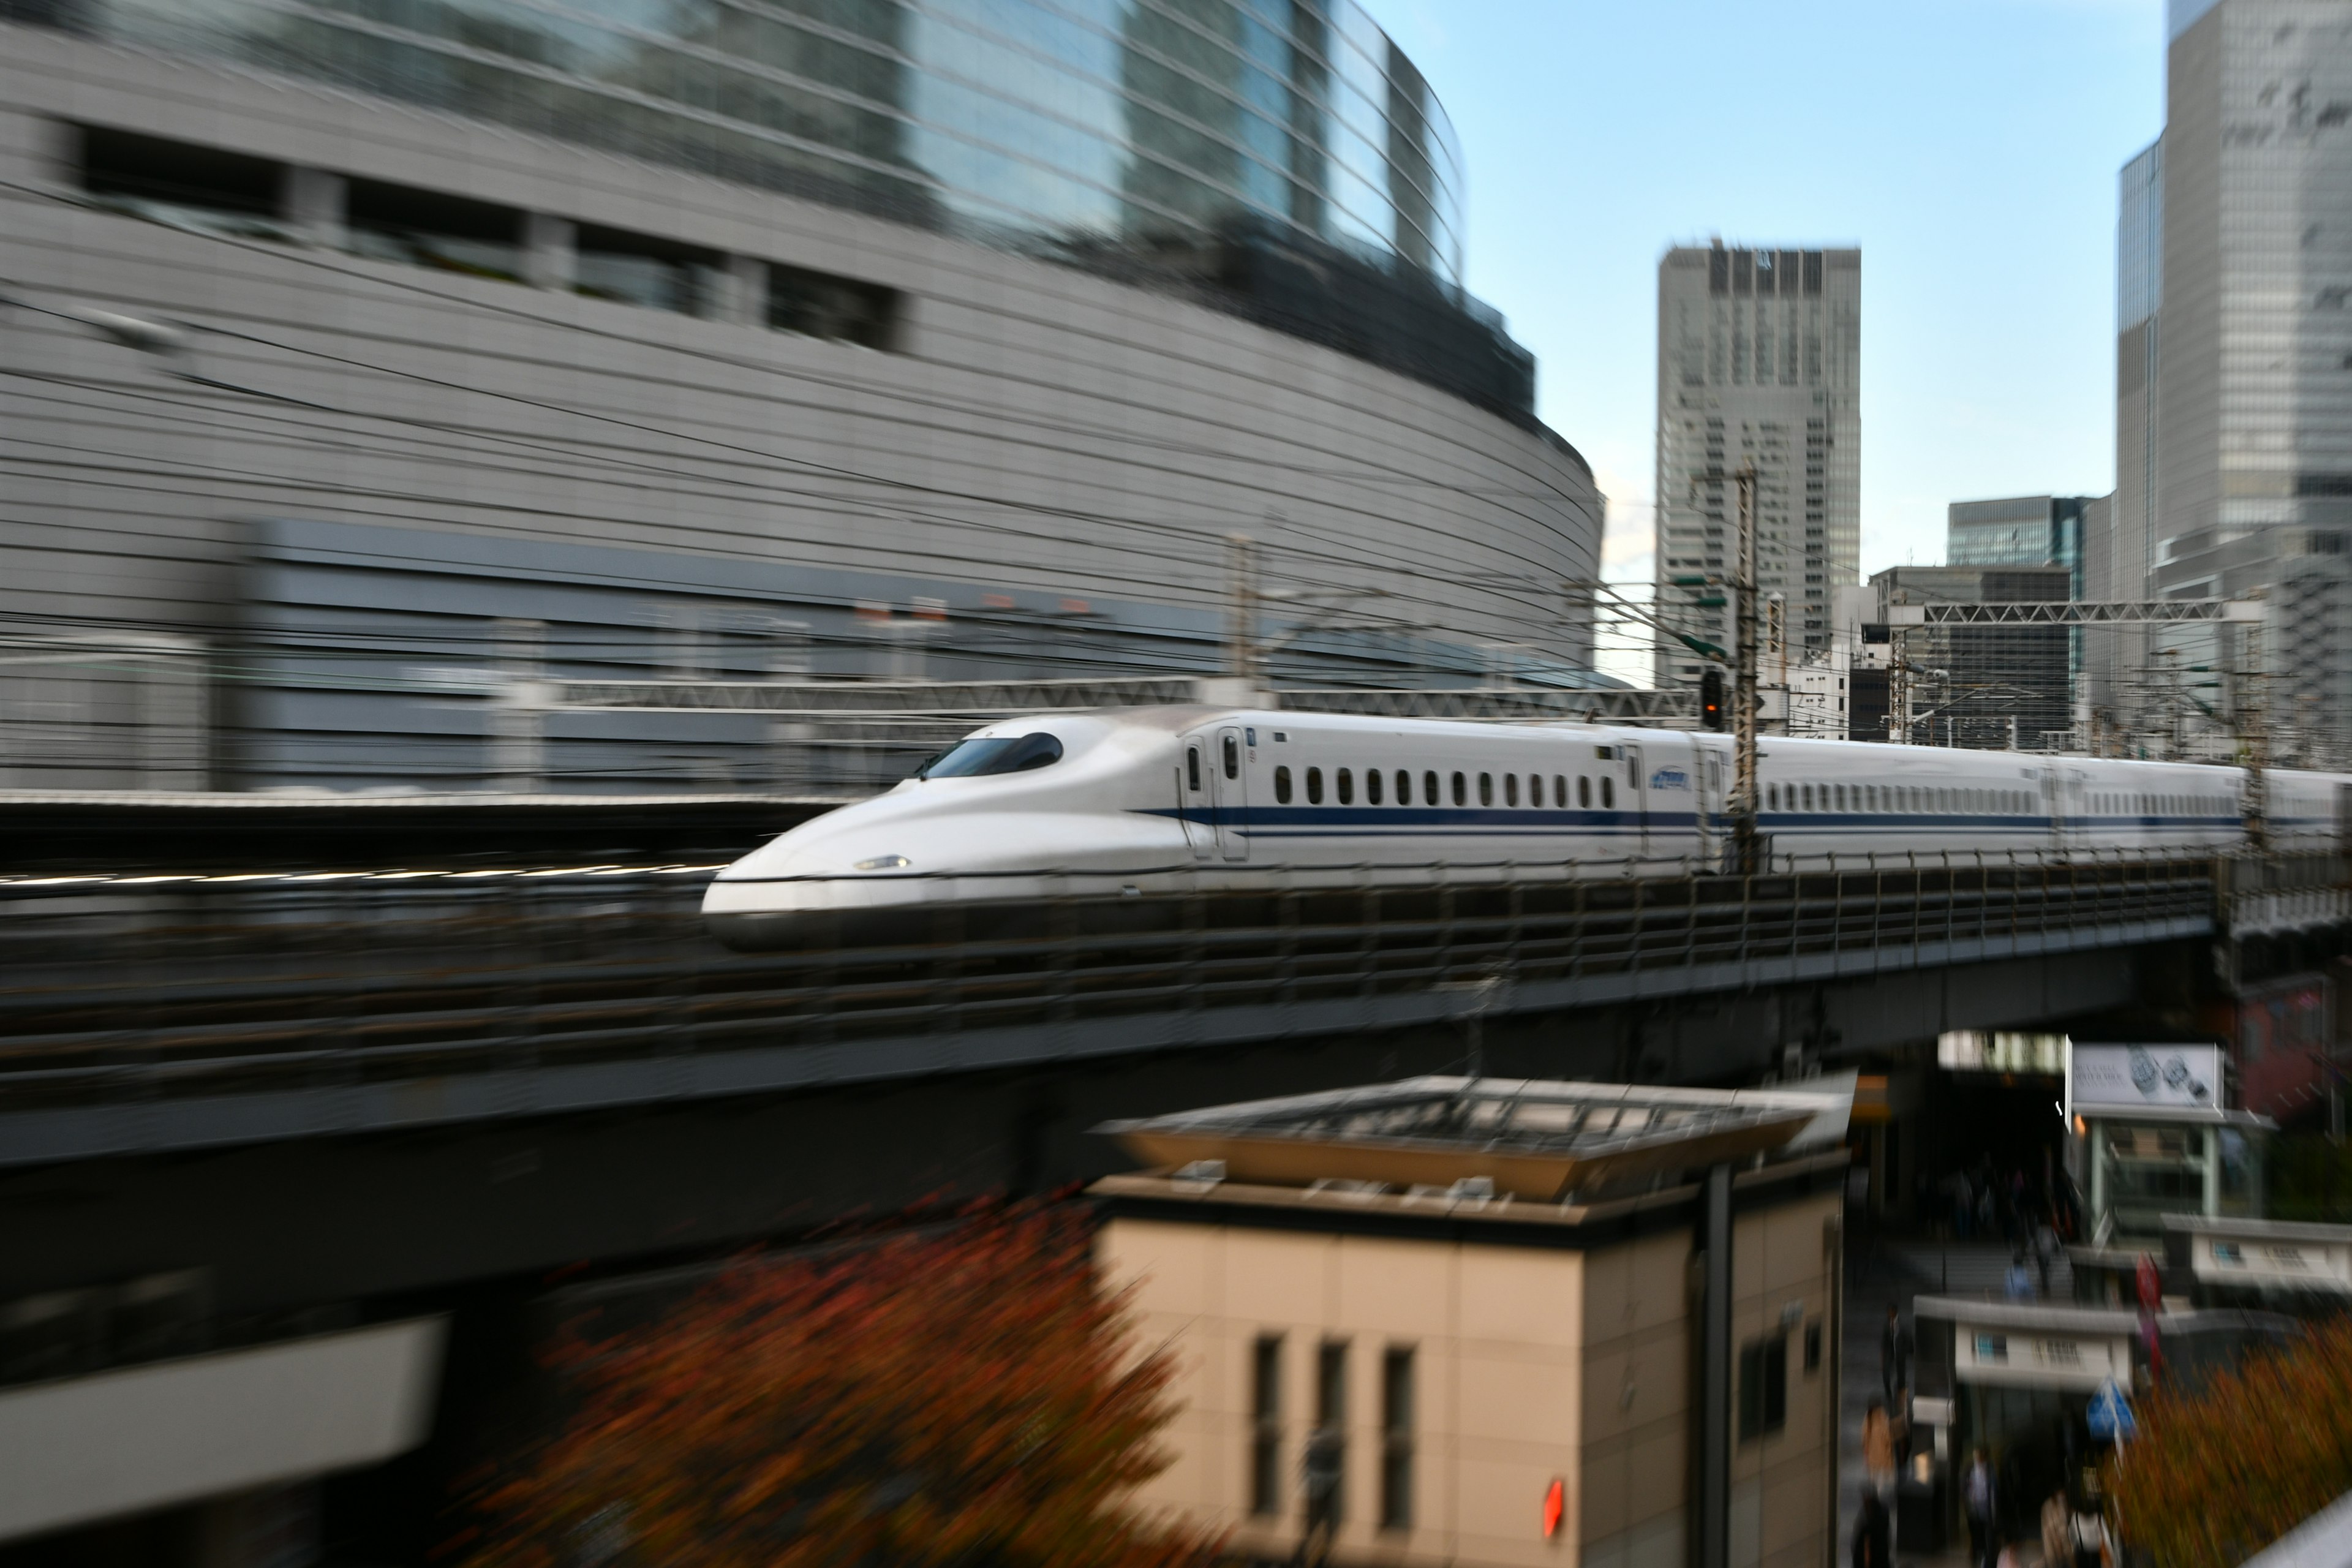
62 0 1463 289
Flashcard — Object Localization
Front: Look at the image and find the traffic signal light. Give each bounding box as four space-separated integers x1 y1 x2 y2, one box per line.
1700 668 1725 731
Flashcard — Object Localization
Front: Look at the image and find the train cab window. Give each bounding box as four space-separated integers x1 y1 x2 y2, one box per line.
1275 765 1292 804
1600 777 1615 809
1479 773 1494 807
1579 776 1593 808
1504 774 1518 807
1396 770 1411 805
1427 771 1441 806
1306 767 1324 805
1187 746 1202 792
1223 736 1240 780
1336 768 1354 805
919 731 1063 777
1366 769 1382 805
1452 772 1466 807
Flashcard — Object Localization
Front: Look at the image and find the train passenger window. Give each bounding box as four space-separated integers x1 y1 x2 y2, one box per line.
1801 783 1812 810
1579 776 1593 808
1274 765 1292 804
1396 770 1412 805
1504 774 1518 807
1555 775 1567 807
1451 771 1466 807
1223 735 1239 780
1367 769 1383 805
1188 746 1201 792
1306 767 1324 805
1601 777 1615 809
1337 768 1354 805
1766 784 1777 810
1479 773 1494 807
1529 773 1543 806
1427 771 1441 806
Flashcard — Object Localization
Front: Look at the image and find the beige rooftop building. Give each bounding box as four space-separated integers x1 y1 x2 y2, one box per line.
1091 1076 1855 1568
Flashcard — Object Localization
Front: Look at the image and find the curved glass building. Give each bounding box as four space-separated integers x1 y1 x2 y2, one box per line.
94 0 1463 287
0 0 1600 793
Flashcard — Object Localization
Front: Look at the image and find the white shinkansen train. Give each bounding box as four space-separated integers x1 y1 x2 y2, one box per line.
701 707 2350 948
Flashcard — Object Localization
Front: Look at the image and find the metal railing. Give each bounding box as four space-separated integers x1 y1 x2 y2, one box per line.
0 848 2257 1126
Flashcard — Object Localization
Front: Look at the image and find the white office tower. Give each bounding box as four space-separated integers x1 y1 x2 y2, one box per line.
1652 243 1861 693
2099 1 2352 763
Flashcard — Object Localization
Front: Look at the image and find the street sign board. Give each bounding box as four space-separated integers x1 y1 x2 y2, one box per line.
2087 1379 2136 1441
2068 1044 2223 1113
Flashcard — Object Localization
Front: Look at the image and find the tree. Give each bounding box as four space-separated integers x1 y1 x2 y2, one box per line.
458 1203 1216 1568
2107 1316 2352 1568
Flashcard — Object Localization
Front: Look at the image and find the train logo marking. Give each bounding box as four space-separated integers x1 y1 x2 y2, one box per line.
1650 768 1692 791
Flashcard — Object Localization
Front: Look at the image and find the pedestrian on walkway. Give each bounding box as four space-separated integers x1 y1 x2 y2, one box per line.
1964 1446 1999 1568
1863 1399 1896 1501
1852 1490 1893 1568
2041 1487 2070 1568
2004 1249 2036 1300
2034 1212 2063 1297
1880 1303 1912 1404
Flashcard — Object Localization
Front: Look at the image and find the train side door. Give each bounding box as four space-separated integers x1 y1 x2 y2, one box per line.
2046 767 2082 851
1619 742 1650 858
1210 726 1250 862
1178 738 1213 859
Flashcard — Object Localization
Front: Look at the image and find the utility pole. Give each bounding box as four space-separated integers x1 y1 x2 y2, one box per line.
2228 601 2269 854
1686 462 1762 872
1730 461 1761 873
1224 532 1258 692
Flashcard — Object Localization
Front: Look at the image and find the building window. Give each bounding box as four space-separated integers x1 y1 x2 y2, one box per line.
347 178 524 281
1311 1341 1348 1525
77 124 285 236
767 261 897 349
1739 1335 1788 1440
575 224 725 317
1273 764 1292 804
1381 1346 1414 1530
1251 1335 1283 1516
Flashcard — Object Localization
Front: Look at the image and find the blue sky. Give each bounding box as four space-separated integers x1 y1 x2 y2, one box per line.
1373 1 2166 614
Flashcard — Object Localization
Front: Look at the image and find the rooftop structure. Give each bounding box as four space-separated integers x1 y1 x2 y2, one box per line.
1100 1073 1855 1202
1091 1075 1853 1568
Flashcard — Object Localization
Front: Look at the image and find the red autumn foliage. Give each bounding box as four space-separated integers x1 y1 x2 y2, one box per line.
2106 1316 2352 1568
459 1204 1218 1568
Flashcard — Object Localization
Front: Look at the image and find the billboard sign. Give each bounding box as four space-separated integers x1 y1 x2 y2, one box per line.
2068 1043 2224 1112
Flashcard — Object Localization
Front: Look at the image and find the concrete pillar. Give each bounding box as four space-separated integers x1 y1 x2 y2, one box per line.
1697 1163 1733 1568
522 213 575 292
277 166 345 249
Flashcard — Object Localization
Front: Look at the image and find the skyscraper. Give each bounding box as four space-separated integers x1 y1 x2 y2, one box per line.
2095 0 2352 758
1652 243 1861 691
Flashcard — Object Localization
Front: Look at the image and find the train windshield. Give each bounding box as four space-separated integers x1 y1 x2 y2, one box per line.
918 731 1065 778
